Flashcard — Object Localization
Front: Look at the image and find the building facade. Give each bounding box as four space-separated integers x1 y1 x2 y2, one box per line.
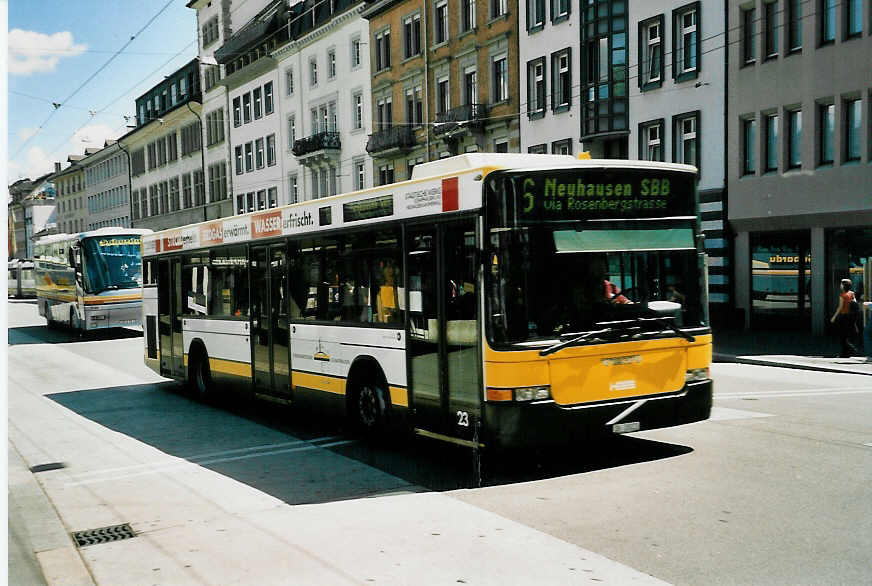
279 0 372 202
51 156 87 234
727 0 872 334
628 0 729 323
79 141 132 231
189 0 236 221
122 59 211 231
362 0 521 184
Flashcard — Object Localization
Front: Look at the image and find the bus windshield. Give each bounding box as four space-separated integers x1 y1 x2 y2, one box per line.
485 168 706 346
81 235 143 293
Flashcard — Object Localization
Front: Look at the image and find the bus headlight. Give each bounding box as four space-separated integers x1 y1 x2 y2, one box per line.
685 368 709 382
487 386 551 402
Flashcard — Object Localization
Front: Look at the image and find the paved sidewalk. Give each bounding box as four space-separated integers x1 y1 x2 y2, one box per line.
713 329 872 376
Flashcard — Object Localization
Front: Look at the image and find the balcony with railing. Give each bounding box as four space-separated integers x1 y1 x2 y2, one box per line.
292 131 341 163
433 104 489 136
366 126 417 155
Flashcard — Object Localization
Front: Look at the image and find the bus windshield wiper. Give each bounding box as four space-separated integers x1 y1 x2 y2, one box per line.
636 311 695 342
539 328 612 356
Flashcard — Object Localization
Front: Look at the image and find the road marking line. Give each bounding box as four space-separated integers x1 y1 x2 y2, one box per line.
717 387 872 400
64 438 356 487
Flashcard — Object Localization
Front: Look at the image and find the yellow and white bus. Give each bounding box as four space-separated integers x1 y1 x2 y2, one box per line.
8 259 36 298
34 228 151 331
142 154 712 448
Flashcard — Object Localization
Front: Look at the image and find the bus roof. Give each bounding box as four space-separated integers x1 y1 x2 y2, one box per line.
410 153 698 179
35 227 152 247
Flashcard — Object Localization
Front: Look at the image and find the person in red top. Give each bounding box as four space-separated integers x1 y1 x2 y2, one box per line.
831 278 858 357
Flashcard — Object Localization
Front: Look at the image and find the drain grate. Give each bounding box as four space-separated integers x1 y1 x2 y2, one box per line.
72 524 136 547
30 462 66 473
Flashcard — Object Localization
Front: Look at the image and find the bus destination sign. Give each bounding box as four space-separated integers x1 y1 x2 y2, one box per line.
512 169 695 222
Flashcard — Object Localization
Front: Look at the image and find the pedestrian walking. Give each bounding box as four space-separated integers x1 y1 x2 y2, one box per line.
830 278 859 357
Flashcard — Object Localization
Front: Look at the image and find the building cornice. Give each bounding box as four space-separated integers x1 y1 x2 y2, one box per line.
273 4 364 59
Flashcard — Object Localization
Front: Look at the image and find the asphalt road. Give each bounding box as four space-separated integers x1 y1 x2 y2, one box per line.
7 300 872 585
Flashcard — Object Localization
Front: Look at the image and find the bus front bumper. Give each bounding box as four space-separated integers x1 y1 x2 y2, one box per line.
84 302 142 330
482 380 713 449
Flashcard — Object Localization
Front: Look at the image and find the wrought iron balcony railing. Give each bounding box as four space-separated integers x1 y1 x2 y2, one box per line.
366 126 417 154
292 131 341 157
433 104 488 135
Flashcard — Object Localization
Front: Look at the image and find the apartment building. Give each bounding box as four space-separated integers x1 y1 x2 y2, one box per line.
362 0 521 184
51 156 87 234
278 0 372 202
189 0 236 220
122 59 209 231
79 141 132 231
727 0 872 334
628 0 729 323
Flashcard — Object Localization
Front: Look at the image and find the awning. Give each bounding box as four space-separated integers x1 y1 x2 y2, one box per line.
554 228 696 253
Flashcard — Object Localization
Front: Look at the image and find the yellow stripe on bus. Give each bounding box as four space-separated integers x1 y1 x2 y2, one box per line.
292 371 346 395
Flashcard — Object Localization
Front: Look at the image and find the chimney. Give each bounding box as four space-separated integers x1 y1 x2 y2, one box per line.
54 162 62 172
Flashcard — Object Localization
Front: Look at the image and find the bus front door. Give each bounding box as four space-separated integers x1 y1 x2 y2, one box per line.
406 221 482 446
250 245 291 398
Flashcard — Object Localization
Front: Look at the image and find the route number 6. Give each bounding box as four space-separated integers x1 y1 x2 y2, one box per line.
457 411 470 427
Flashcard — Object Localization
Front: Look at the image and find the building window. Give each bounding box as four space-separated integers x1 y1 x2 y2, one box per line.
528 0 545 31
764 2 778 59
491 0 507 19
552 138 572 155
245 142 254 172
551 0 570 22
742 7 756 64
845 0 863 38
765 113 779 172
351 36 361 68
253 88 263 119
243 93 251 123
268 187 277 209
266 134 276 166
528 144 547 154
235 145 243 175
639 119 664 161
673 3 699 80
462 67 477 105
492 54 507 103
355 160 365 190
327 50 336 79
437 76 449 114
378 164 394 186
286 67 294 96
785 0 802 52
246 192 254 213
674 111 699 169
255 138 265 169
527 57 546 117
787 109 802 169
202 16 219 48
376 97 392 130
257 190 266 210
461 0 476 32
375 29 391 72
818 102 834 165
233 97 241 127
435 0 448 44
288 115 296 148
494 139 508 153
288 174 298 204
404 13 421 58
309 57 318 86
264 82 273 114
742 117 756 175
640 15 663 88
844 98 861 162
820 0 836 44
552 48 571 110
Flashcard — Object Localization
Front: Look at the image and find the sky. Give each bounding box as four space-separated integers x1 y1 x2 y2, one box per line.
6 0 199 183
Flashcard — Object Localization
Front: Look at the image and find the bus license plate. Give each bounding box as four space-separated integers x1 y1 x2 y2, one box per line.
612 421 640 434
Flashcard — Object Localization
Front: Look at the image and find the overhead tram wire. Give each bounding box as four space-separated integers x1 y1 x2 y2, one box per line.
10 0 177 161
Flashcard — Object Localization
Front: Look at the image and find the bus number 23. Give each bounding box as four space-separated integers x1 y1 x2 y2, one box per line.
457 411 470 427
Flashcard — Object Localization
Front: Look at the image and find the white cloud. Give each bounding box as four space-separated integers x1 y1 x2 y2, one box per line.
8 29 87 76
17 127 40 142
73 124 117 148
8 146 55 181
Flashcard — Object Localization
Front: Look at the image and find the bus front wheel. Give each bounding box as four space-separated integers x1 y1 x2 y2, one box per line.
353 378 388 434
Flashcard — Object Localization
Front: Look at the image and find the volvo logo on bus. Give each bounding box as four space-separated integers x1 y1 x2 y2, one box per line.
602 355 642 366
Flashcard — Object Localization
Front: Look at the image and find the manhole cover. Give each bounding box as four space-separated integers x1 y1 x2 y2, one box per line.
71 524 136 547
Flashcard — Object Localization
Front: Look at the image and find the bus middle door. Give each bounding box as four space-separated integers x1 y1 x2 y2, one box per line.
250 245 291 398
